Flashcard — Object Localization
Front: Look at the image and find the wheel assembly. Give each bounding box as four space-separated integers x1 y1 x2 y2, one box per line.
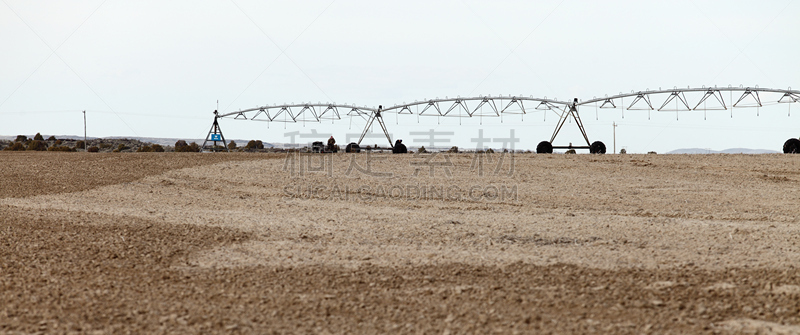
590 141 606 154
345 142 360 153
783 138 800 154
536 141 553 154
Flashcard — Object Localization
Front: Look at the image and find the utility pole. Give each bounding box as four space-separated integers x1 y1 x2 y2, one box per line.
613 122 617 154
83 110 87 151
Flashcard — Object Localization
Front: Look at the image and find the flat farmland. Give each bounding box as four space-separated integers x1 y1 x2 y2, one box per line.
1 152 799 334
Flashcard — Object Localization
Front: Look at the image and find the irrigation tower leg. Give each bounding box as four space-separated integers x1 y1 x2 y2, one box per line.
201 111 230 152
549 100 592 149
357 107 394 148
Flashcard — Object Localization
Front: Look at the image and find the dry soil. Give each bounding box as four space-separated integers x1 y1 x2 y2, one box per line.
1 152 799 334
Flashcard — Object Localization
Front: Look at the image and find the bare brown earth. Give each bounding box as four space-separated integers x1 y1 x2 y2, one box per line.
1 152 800 334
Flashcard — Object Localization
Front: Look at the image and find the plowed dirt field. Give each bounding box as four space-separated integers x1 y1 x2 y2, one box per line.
1 152 799 334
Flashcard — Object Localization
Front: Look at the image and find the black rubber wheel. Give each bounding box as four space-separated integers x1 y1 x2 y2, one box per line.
590 141 606 154
536 141 553 154
783 138 800 154
392 143 407 154
345 143 360 153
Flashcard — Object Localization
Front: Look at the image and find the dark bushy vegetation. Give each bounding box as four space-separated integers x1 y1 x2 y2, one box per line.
27 140 47 151
228 141 237 150
3 142 26 151
174 140 188 150
136 144 164 152
245 140 264 150
137 145 154 152
174 140 201 152
47 145 75 152
2 134 215 153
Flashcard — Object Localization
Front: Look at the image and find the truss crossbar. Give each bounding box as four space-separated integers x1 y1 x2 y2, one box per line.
658 91 691 111
419 101 442 116
779 93 800 103
292 105 319 122
734 90 762 107
318 105 340 120
500 98 526 114
271 107 293 122
599 99 616 109
693 90 727 110
443 99 471 117
250 108 270 121
628 93 654 110
398 106 414 114
472 98 500 116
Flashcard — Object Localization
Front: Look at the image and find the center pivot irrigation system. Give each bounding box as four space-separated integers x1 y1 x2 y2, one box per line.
202 85 800 154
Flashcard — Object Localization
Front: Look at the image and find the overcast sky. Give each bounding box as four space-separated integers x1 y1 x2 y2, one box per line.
2 0 798 152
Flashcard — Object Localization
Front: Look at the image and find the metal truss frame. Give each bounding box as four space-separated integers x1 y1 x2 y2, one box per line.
212 86 800 152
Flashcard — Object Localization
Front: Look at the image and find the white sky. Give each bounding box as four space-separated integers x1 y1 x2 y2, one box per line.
1 0 798 152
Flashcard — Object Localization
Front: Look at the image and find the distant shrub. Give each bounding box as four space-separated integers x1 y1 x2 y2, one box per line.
137 145 153 152
54 139 62 145
486 148 495 154
87 146 99 152
75 140 85 149
4 142 25 151
417 146 427 153
151 144 165 152
447 146 459 153
647 151 657 155
47 145 75 152
27 140 47 151
33 133 44 141
176 141 201 152
15 135 27 142
245 140 264 150
46 135 57 141
565 149 577 154
175 140 201 152
117 143 128 151
174 140 189 151
98 143 111 149
228 141 237 150
619 148 627 154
